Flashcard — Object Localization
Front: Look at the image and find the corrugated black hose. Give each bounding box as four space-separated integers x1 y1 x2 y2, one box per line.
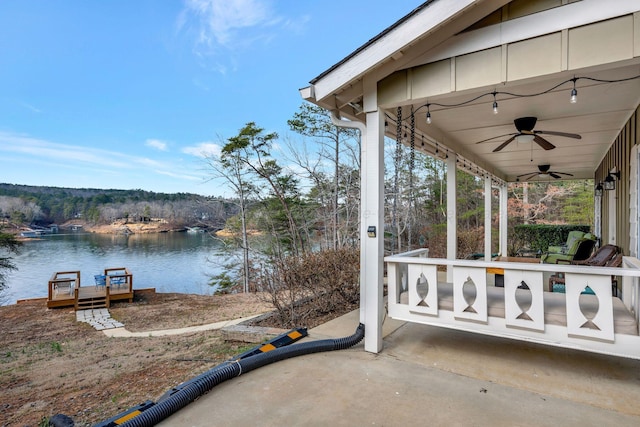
119 323 365 427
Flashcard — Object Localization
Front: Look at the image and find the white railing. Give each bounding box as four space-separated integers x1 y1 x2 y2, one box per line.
385 251 640 359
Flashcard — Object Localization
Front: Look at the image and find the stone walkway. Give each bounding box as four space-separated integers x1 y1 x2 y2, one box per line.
102 313 265 338
76 308 124 330
76 309 267 336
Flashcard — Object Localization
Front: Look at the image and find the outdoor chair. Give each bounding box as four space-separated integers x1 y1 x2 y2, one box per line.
546 230 585 254
94 274 106 290
54 280 74 296
109 275 126 289
541 236 596 264
549 247 623 294
557 244 621 266
608 253 624 296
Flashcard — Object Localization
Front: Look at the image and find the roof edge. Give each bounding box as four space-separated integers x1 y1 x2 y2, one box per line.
309 0 436 85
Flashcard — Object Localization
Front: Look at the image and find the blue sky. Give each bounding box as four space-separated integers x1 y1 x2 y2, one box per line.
0 0 410 196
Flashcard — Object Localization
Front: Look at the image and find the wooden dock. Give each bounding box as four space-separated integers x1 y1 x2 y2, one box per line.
47 268 134 310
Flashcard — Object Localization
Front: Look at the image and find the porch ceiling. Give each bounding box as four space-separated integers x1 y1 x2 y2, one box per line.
389 62 640 183
303 0 640 184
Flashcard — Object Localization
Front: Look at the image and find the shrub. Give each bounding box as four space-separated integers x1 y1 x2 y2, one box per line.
256 248 360 327
511 224 591 255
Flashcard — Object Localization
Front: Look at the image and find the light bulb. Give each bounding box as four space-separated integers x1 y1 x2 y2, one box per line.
426 111 432 124
570 88 577 104
492 100 498 115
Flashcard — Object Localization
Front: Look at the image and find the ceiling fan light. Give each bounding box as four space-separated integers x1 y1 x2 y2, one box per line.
516 134 535 143
570 88 578 104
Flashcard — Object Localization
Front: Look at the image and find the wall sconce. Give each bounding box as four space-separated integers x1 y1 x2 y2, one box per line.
603 170 621 191
594 182 603 197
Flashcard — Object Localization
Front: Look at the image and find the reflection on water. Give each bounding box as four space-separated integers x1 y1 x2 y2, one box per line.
3 232 230 305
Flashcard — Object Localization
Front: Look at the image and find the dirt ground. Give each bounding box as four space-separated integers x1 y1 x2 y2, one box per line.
0 292 296 427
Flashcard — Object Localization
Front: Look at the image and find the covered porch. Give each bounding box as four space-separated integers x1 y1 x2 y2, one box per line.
301 0 640 357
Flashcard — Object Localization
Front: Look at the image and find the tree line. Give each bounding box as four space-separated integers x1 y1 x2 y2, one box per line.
0 184 238 229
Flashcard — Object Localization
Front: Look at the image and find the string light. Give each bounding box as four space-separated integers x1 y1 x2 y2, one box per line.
570 77 578 104
396 73 639 125
379 73 640 184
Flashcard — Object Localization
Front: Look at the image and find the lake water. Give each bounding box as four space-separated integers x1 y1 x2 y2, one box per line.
2 232 232 305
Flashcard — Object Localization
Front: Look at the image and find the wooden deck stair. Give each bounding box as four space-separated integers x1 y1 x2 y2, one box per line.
76 294 108 310
74 286 109 310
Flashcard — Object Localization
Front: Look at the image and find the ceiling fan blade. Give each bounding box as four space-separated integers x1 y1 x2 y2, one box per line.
549 173 562 179
549 171 574 177
492 136 516 152
536 130 582 139
516 172 537 179
476 133 517 144
533 135 555 150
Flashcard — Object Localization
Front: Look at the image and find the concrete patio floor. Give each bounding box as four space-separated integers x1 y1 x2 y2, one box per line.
159 310 640 426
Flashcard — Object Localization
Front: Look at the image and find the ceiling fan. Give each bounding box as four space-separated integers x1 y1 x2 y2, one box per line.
476 116 581 152
516 164 574 181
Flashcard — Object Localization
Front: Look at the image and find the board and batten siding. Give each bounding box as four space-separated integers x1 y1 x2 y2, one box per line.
597 105 640 256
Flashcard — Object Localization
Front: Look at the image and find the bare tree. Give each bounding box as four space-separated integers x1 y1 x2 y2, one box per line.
203 136 257 293
287 103 360 249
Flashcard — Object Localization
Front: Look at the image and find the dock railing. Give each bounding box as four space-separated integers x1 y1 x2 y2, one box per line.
48 271 80 300
104 267 134 303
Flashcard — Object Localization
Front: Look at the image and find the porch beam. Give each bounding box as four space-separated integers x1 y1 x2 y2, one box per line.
499 184 508 257
484 177 492 261
447 154 457 281
405 0 640 68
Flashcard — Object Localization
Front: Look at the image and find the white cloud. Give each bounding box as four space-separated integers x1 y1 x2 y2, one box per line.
156 169 202 181
145 139 169 151
0 131 128 169
20 102 42 113
182 141 222 158
183 0 272 47
0 131 203 185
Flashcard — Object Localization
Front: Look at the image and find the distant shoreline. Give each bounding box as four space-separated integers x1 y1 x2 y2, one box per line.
8 219 223 238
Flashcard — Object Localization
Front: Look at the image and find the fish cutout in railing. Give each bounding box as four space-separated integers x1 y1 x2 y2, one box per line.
579 285 601 331
516 280 533 321
463 276 477 313
416 273 429 307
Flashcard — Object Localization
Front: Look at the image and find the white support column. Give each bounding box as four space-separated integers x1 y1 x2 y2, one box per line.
499 184 508 257
484 177 492 261
360 109 385 353
446 154 457 281
608 190 618 245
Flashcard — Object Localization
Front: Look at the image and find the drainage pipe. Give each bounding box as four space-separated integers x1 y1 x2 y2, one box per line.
119 323 365 427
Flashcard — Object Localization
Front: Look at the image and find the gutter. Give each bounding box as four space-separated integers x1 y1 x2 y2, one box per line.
329 110 366 135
